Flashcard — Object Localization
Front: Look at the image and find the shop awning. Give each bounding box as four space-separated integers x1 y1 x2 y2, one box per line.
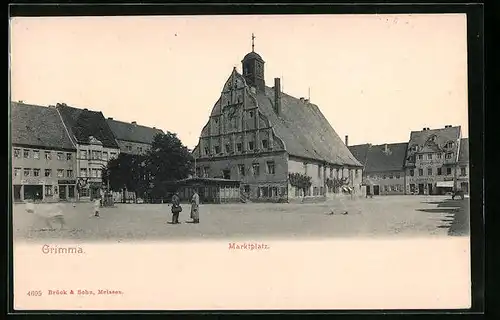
436 181 454 188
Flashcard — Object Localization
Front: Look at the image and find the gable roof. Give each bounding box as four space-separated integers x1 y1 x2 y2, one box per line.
56 104 119 149
106 118 164 144
349 142 408 173
348 144 371 167
365 143 408 172
405 126 461 166
10 102 75 150
407 126 461 149
254 85 362 167
458 138 469 163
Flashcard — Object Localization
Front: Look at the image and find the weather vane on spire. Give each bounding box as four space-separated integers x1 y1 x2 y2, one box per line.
251 33 256 52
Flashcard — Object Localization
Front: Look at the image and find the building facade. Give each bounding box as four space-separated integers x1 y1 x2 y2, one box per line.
349 142 408 196
56 103 121 200
106 118 164 155
11 102 77 202
192 47 363 202
456 138 469 194
404 126 464 195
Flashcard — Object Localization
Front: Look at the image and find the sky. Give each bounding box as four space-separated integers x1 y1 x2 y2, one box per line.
10 14 468 149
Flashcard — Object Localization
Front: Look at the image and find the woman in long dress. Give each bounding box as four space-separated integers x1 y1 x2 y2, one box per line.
190 189 200 223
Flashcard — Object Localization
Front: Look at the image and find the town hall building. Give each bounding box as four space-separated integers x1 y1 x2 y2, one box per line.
192 40 363 202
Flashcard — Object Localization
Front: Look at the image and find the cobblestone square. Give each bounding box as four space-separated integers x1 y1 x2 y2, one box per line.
13 195 469 243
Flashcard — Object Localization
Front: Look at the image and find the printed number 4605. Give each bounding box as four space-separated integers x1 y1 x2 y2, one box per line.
27 290 42 296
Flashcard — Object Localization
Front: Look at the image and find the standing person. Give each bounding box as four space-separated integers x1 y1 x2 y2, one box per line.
170 191 182 224
190 188 200 224
93 197 101 217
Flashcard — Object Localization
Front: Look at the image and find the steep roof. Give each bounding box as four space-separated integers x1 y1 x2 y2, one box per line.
364 143 408 172
56 104 119 149
349 142 408 173
405 126 461 166
407 126 461 149
255 86 362 167
106 118 163 144
458 138 469 164
348 144 371 166
10 102 75 150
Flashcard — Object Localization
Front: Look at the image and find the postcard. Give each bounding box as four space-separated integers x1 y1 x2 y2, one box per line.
10 13 473 311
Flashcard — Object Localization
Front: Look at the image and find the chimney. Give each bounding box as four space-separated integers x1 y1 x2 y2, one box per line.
132 121 137 126
108 117 113 120
300 97 305 102
445 125 451 128
304 99 309 103
345 135 348 146
83 108 88 111
274 78 281 115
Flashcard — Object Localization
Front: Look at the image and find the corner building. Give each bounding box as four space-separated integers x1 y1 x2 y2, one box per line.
193 48 363 202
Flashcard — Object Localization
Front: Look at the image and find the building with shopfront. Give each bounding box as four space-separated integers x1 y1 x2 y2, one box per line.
192 41 363 202
55 103 121 200
404 125 463 195
349 142 408 196
11 102 77 202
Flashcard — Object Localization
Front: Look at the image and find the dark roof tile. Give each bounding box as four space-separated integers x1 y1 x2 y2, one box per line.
106 119 163 144
10 102 75 150
56 104 119 149
255 85 362 167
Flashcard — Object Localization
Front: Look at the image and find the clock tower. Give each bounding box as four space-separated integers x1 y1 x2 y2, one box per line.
242 33 265 92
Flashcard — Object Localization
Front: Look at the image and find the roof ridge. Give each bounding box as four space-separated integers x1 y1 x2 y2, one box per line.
107 118 160 130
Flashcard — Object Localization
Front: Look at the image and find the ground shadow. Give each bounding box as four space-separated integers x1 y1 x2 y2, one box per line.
418 198 469 236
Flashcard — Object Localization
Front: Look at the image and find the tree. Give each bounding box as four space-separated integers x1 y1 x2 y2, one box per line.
147 132 194 197
102 153 149 198
288 173 312 196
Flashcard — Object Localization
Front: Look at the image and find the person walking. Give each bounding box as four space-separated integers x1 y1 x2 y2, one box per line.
93 197 101 217
190 189 200 224
170 191 182 224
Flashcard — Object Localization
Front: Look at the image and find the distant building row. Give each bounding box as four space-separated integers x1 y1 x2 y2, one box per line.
347 125 469 196
11 102 164 202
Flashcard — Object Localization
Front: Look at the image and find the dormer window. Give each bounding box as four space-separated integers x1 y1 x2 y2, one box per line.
446 141 454 149
249 111 254 118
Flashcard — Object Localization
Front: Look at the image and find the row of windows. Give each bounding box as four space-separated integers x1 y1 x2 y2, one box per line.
409 167 466 177
79 168 102 178
409 152 454 161
367 173 402 180
125 145 144 153
195 161 277 178
205 139 270 155
79 150 117 161
14 168 73 178
409 141 455 152
14 148 73 161
312 165 360 179
382 185 404 192
238 162 275 176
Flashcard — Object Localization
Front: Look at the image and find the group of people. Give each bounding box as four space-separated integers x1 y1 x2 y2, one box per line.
170 189 200 224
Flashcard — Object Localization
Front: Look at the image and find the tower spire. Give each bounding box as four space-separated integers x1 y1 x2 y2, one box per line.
251 33 256 52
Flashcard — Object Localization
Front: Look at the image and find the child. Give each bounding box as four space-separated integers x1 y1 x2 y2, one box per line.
93 198 101 217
